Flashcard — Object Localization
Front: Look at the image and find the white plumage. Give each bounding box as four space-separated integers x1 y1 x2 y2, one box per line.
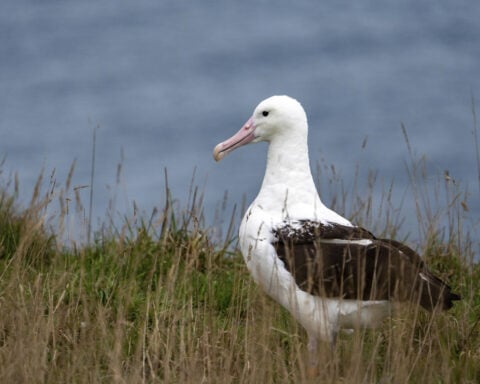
213 95 459 371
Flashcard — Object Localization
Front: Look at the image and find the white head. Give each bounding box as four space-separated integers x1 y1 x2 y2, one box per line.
213 95 308 161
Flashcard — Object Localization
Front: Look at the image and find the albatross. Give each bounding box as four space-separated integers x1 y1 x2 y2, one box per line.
212 95 460 370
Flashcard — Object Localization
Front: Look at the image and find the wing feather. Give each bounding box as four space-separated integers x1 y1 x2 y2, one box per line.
273 221 460 310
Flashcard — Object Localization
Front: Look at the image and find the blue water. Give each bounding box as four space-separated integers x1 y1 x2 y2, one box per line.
1 1 479 244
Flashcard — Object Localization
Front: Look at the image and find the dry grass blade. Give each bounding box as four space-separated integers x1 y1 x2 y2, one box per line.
0 131 478 383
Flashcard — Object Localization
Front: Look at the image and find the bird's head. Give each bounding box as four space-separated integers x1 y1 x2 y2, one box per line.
213 95 308 161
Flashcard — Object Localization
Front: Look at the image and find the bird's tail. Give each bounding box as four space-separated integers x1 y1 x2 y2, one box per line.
418 271 461 311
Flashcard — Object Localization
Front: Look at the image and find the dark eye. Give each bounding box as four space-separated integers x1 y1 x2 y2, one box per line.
262 111 269 117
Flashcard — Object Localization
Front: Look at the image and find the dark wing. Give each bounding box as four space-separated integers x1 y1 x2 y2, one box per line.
273 221 460 311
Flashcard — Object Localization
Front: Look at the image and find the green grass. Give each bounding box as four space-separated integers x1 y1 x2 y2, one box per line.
0 150 479 383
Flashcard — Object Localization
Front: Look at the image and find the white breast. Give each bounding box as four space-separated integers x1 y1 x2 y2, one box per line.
239 202 390 343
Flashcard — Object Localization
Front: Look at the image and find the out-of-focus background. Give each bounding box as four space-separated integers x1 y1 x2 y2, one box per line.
1 1 479 242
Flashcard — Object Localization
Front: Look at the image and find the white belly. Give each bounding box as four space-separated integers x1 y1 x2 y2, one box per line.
239 205 392 343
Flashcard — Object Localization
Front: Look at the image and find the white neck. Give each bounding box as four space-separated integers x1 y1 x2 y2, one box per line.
254 132 321 216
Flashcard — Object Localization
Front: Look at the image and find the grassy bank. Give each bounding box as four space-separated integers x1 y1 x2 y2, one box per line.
0 159 479 383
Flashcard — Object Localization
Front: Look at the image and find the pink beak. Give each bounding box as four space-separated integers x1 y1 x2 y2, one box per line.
213 117 256 161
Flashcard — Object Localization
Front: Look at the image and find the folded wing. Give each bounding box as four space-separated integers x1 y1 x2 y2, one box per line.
273 221 460 310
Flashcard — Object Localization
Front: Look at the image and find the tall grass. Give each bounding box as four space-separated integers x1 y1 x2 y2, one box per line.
0 139 479 383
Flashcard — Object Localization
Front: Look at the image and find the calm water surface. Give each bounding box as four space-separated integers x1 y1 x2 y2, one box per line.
1 1 479 243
